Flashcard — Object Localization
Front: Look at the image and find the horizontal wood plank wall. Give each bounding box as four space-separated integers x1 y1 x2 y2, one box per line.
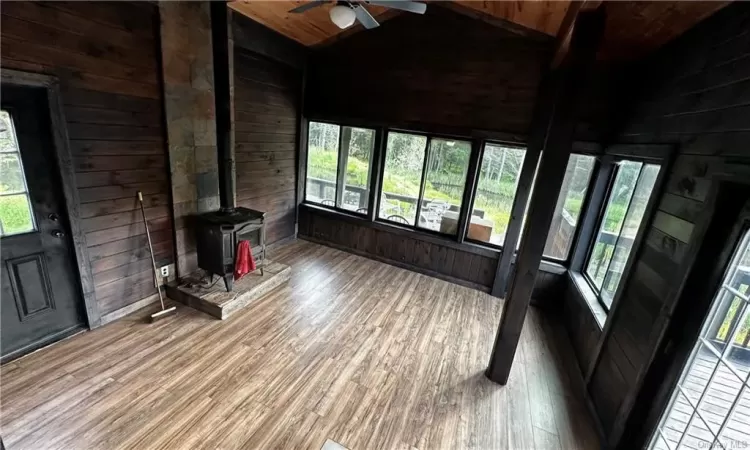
0 2 173 317
234 48 301 244
298 205 560 299
306 7 553 137
574 3 750 443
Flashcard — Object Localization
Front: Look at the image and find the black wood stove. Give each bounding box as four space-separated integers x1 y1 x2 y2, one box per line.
193 3 266 293
194 208 266 292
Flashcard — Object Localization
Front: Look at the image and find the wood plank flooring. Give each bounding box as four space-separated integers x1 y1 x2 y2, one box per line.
0 239 599 449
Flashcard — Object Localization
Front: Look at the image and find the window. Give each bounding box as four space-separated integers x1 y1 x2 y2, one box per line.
585 160 661 308
467 143 526 245
517 154 597 260
0 110 35 236
378 132 471 235
305 121 375 214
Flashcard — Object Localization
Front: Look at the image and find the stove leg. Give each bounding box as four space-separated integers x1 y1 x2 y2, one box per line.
223 274 234 292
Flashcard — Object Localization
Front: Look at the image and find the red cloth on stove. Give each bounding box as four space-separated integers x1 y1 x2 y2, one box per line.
234 240 256 280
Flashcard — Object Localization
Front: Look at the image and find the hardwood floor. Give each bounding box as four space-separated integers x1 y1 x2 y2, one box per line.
1 239 599 449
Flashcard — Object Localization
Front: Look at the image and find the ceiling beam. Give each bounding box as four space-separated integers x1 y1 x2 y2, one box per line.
438 1 553 42
551 0 602 67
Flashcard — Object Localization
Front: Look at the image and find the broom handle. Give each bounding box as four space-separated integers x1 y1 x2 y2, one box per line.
138 191 165 310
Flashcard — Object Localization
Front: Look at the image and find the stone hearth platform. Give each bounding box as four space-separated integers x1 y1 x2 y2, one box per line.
166 261 291 320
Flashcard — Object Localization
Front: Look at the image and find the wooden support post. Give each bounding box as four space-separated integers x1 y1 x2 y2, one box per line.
366 127 386 222
486 8 606 385
490 76 554 297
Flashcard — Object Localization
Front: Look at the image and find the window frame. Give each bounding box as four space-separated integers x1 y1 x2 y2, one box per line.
579 154 666 312
374 128 476 239
463 140 530 251
0 107 37 237
303 119 378 218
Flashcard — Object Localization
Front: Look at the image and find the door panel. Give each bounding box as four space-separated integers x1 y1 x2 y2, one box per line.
1 85 85 363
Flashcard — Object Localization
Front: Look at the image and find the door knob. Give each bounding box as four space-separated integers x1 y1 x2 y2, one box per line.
48 213 60 222
51 230 65 238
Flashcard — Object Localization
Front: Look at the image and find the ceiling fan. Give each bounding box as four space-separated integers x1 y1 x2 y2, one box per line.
289 0 427 30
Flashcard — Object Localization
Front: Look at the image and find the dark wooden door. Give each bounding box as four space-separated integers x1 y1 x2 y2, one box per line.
1 85 85 363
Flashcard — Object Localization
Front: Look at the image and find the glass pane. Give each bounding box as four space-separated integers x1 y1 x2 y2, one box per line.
469 143 526 245
0 152 27 194
661 391 693 449
418 138 471 234
601 164 661 304
378 132 427 226
338 126 375 214
677 415 715 450
0 193 35 236
696 361 744 435
543 154 596 259
0 110 18 153
306 122 340 206
585 160 643 292
717 387 750 450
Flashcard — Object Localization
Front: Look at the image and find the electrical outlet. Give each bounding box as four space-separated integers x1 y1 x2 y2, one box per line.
160 265 169 277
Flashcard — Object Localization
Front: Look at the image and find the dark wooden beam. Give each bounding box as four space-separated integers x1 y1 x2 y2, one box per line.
486 7 606 385
438 2 553 42
490 75 555 297
552 1 602 68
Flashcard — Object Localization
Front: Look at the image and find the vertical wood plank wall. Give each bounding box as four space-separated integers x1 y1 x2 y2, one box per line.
233 48 301 244
559 2 750 443
0 2 173 318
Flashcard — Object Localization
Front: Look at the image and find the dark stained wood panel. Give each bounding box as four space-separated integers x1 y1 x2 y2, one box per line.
298 204 561 299
565 3 750 446
0 1 173 317
306 7 552 136
233 47 301 245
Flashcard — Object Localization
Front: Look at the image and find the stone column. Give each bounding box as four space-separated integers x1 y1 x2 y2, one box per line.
159 2 220 278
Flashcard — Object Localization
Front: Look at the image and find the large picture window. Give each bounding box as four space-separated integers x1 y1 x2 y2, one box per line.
305 121 375 214
378 132 471 235
467 143 526 245
585 159 661 308
517 154 596 260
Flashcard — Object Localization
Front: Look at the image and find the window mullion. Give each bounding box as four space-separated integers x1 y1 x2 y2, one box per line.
414 136 431 228
366 127 386 222
457 138 484 244
334 125 347 208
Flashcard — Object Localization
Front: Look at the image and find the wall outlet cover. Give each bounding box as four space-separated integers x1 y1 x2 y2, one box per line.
160 266 169 277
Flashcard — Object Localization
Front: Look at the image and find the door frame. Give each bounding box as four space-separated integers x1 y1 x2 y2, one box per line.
621 181 750 449
1 69 100 329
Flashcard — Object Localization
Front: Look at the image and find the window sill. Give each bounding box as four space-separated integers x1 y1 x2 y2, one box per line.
569 271 607 330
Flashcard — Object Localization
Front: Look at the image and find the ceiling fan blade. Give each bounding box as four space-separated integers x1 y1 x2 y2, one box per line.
289 0 328 14
367 0 426 14
354 5 380 29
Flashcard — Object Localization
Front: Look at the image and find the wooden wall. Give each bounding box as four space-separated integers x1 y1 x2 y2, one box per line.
1 2 173 320
232 13 305 245
299 205 562 298
559 2 750 445
305 6 553 137
234 48 301 244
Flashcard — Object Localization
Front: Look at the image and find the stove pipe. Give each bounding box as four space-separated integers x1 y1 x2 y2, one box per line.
210 1 235 212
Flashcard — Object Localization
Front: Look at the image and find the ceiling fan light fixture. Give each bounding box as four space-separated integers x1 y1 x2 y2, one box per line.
330 4 356 29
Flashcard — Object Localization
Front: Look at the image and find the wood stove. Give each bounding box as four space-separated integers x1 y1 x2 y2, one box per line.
194 207 266 292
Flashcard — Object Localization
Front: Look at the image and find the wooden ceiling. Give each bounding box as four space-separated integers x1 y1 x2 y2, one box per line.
230 1 730 59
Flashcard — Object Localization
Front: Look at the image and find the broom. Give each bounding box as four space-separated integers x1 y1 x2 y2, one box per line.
138 191 177 322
